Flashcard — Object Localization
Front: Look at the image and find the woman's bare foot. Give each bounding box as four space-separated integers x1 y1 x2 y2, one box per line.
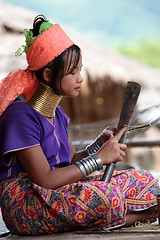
124 206 157 227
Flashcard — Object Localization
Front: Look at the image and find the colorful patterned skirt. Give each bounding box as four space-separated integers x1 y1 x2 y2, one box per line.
0 169 159 235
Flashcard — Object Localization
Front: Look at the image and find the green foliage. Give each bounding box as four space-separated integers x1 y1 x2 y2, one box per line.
116 39 160 68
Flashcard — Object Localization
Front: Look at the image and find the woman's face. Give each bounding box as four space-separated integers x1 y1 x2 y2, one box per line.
58 54 83 98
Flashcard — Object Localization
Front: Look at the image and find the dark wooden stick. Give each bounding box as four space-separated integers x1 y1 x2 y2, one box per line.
101 81 141 182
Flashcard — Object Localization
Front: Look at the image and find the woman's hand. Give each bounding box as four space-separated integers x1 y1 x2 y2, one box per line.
85 125 117 156
98 126 117 146
96 127 127 165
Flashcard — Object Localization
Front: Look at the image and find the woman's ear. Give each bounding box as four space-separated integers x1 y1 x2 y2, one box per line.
42 68 51 83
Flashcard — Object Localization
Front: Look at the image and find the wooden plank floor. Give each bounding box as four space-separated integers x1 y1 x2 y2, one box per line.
1 212 160 240
2 231 160 240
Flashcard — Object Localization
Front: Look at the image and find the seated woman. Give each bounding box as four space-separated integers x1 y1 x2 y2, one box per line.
0 15 159 235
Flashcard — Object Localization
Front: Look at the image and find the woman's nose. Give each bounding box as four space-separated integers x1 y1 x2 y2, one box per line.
77 73 83 83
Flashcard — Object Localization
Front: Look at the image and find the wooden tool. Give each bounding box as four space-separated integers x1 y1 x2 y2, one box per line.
101 81 141 182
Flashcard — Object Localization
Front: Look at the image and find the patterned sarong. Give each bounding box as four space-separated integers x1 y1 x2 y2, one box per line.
0 169 159 235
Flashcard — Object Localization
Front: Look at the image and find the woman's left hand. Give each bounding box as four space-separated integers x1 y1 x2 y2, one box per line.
98 126 117 146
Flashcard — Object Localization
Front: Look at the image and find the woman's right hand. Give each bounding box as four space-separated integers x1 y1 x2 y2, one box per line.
96 127 127 165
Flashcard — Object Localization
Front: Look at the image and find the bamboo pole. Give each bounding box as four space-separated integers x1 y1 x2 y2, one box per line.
73 138 160 150
126 138 160 147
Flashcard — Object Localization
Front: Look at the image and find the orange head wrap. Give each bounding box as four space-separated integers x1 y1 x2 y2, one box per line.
0 23 74 116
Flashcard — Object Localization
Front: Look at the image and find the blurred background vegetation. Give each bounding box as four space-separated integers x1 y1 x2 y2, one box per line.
116 40 160 68
2 0 160 68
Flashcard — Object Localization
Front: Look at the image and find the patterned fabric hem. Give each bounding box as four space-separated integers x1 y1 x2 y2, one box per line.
0 168 159 235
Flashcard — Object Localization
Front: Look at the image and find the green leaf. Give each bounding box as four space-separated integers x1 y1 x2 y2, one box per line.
113 209 123 218
105 185 112 195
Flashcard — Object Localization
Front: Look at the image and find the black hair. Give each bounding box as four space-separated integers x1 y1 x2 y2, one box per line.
32 15 81 95
32 14 49 37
